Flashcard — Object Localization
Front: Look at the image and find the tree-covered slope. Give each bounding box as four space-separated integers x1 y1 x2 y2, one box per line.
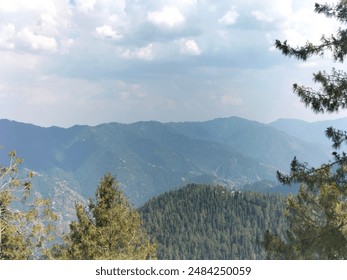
0 118 279 207
140 184 287 259
0 116 333 210
169 117 330 171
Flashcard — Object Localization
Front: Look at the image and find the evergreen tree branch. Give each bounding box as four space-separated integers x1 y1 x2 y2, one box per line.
315 1 347 23
293 68 347 113
275 29 347 62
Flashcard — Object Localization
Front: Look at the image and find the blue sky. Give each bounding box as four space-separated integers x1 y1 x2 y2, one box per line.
0 0 346 127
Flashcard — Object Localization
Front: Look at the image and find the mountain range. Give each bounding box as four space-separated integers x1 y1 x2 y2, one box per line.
0 116 343 221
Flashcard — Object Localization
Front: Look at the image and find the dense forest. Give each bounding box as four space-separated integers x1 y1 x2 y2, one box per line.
140 184 287 259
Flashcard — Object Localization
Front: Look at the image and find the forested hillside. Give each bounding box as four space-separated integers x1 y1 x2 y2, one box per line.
140 184 287 259
0 116 332 233
0 116 331 209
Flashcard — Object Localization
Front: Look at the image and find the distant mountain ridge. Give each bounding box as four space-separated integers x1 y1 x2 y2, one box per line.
269 117 347 146
168 117 330 171
0 116 338 214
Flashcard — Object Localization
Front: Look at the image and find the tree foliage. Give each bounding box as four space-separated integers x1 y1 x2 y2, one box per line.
264 0 347 259
54 173 156 259
140 184 287 259
0 149 57 259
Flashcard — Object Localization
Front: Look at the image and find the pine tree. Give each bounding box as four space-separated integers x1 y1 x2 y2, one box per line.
264 1 347 259
54 173 156 259
0 150 57 259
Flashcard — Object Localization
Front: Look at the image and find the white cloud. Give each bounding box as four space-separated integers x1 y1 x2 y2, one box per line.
18 28 57 52
254 0 340 48
147 6 185 28
95 25 122 40
0 0 58 13
75 0 96 13
271 0 293 19
39 13 57 27
0 24 16 49
175 0 197 9
0 50 40 75
115 80 147 101
251 10 273 22
0 1 17 12
59 38 75 54
121 43 154 60
218 9 239 25
0 1 74 54
180 39 201 55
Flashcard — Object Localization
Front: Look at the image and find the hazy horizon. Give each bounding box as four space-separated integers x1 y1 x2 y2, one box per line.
1 0 347 128
2 114 347 129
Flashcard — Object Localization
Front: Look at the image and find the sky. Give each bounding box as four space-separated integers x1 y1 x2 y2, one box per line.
0 0 346 127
